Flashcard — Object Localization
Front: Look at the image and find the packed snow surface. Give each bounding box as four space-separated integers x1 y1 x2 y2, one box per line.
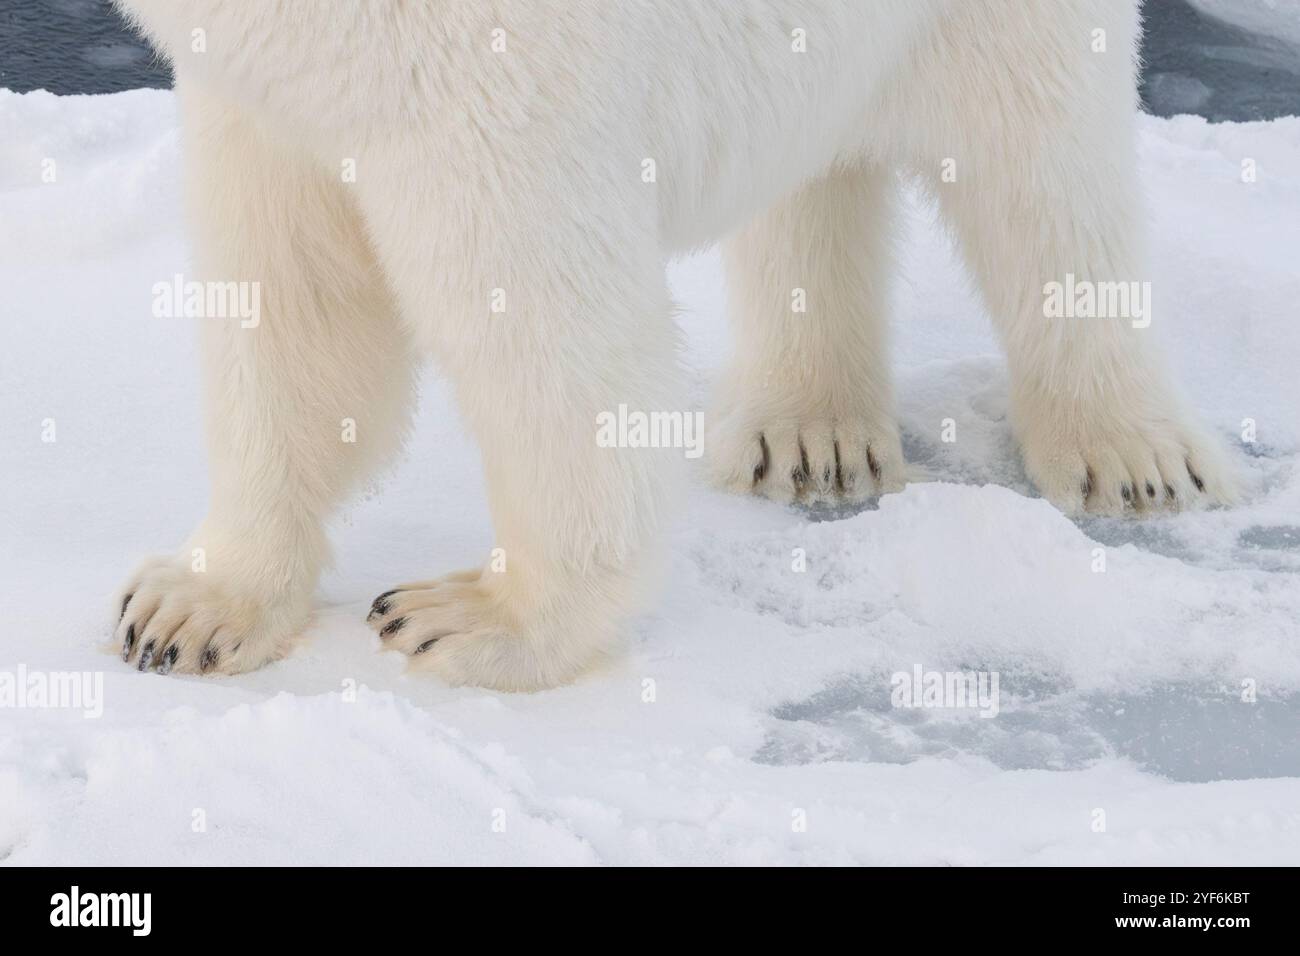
1 90 1298 864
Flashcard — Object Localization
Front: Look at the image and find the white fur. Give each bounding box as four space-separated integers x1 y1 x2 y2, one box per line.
111 0 1237 689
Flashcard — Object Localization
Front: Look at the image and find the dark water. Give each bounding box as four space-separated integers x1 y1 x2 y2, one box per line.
1 0 1298 120
1141 0 1300 120
0 0 171 94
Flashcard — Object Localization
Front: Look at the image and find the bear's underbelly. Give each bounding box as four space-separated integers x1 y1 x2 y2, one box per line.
645 0 949 252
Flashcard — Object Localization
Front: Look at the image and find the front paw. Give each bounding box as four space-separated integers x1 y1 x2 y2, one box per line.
1016 395 1239 516
366 568 598 691
113 556 306 675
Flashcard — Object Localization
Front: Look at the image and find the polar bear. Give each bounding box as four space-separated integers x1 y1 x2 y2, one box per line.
112 0 1236 689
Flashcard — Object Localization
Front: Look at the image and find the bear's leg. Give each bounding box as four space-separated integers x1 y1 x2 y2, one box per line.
115 86 416 674
708 163 906 504
359 168 682 691
914 1 1237 515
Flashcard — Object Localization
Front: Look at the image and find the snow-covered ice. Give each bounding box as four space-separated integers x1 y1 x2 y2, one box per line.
1 89 1298 865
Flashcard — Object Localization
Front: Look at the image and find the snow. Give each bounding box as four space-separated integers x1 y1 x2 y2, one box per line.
2 88 1299 865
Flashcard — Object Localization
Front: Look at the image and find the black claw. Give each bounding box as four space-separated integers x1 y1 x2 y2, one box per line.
368 590 398 621
200 645 219 673
121 623 136 662
1146 482 1157 499
867 449 882 483
158 644 179 675
380 617 406 639
137 640 156 672
753 434 769 484
414 639 438 655
1121 484 1133 504
1165 483 1177 500
1189 469 1205 493
120 593 133 621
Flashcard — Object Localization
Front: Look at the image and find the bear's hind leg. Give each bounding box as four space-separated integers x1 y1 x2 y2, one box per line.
709 163 906 505
908 0 1237 515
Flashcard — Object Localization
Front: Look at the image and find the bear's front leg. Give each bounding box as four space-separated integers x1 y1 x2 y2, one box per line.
115 86 416 674
359 168 683 691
